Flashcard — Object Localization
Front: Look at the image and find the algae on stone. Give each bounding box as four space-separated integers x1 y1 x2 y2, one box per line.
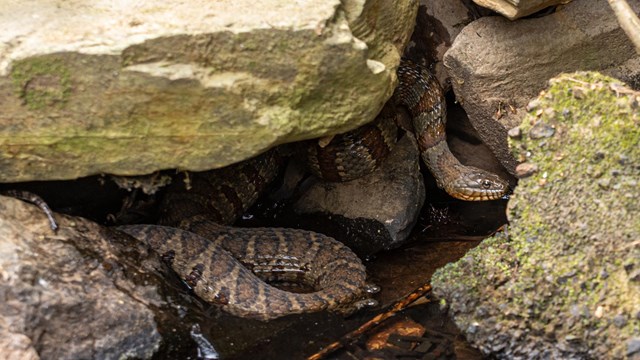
0 0 418 182
11 57 72 110
432 72 640 359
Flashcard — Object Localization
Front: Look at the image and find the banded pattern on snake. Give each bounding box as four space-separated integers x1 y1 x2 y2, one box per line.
119 60 509 320
307 59 508 200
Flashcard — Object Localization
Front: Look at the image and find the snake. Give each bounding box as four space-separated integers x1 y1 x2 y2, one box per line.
118 59 509 321
306 59 509 200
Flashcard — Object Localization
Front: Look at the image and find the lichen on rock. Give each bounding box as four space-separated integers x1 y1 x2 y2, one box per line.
443 0 640 175
0 0 418 182
11 57 72 110
432 72 640 359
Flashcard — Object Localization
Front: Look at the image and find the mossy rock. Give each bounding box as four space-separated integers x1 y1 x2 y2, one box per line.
11 57 72 110
0 0 418 182
432 72 640 359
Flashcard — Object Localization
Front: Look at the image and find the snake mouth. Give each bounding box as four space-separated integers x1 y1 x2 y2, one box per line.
450 189 508 201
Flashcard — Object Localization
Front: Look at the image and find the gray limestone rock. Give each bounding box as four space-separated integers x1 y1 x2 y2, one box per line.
406 0 476 91
292 135 425 257
0 0 418 182
0 195 164 359
432 72 640 359
472 0 570 20
444 0 640 174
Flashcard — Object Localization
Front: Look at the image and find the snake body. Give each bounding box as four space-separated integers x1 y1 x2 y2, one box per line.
119 224 369 320
119 60 508 320
119 151 374 320
396 61 508 201
308 60 508 200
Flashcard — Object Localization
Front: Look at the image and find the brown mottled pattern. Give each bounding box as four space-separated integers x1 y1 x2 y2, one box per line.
159 151 281 225
306 59 507 200
304 104 397 182
119 59 510 321
117 224 367 320
1 190 58 230
395 62 447 151
117 150 369 320
394 60 509 201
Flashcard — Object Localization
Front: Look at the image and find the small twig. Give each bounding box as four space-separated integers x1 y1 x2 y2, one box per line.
1 190 58 231
307 283 432 360
608 0 640 53
562 77 591 86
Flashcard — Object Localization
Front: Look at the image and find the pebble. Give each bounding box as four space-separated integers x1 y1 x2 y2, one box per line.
593 151 606 162
618 154 629 165
467 322 480 335
613 314 627 328
529 122 555 139
595 306 604 318
597 178 611 189
526 99 541 112
572 86 586 99
515 162 538 178
476 306 488 317
599 269 609 279
627 338 640 357
508 126 522 139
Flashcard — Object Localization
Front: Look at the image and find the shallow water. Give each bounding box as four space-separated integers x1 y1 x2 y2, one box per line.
0 157 509 360
151 176 508 359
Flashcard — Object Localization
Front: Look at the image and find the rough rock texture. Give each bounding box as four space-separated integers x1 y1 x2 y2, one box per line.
472 0 570 19
432 72 640 359
404 0 476 91
445 105 516 189
444 0 640 174
0 195 165 359
293 134 425 256
0 0 418 182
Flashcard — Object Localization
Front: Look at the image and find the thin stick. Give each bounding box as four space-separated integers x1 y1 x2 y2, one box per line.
307 283 432 360
608 0 640 53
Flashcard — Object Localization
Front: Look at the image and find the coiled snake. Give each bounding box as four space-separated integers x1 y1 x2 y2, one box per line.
119 60 509 320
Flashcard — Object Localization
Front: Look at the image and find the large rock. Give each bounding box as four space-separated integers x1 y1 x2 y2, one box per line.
472 0 570 20
0 0 417 182
0 195 164 359
406 0 477 91
292 135 425 257
432 73 640 359
444 0 640 173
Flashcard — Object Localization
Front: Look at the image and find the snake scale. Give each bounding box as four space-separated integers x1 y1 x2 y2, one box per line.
118 60 509 321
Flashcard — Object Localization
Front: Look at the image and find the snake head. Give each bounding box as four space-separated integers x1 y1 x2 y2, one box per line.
448 167 510 201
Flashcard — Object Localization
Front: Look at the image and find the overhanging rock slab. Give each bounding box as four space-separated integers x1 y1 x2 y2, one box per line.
0 0 418 182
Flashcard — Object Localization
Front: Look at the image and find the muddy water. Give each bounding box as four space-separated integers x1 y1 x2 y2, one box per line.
0 160 508 360
151 177 508 360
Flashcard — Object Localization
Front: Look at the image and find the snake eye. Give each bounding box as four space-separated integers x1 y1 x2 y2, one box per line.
482 180 492 189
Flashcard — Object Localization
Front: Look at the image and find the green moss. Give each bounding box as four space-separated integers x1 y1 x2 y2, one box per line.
11 57 72 110
432 72 640 358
